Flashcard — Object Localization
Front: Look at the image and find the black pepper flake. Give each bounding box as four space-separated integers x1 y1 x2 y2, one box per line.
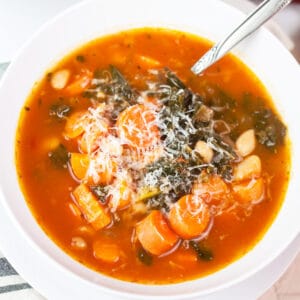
46 72 52 81
24 106 30 111
76 55 85 63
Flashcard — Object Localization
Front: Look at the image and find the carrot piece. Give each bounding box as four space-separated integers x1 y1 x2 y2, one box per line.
192 174 229 206
70 153 90 180
93 241 123 263
169 194 210 239
65 69 93 96
108 175 135 211
232 177 265 204
136 210 179 256
136 55 161 69
72 184 111 230
116 104 160 149
64 111 87 139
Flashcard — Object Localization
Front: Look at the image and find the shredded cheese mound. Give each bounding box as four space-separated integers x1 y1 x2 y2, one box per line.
69 67 263 220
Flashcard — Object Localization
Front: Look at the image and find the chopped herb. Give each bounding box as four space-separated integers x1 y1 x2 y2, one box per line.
90 186 108 204
76 55 85 63
46 72 52 81
189 241 213 261
49 102 72 119
48 144 69 168
137 248 153 266
253 108 286 150
82 90 97 99
143 157 201 210
88 65 137 118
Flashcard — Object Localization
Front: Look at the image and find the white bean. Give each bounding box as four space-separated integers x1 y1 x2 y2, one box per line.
233 155 261 182
195 140 214 163
71 236 87 249
51 69 70 90
236 129 256 157
41 137 60 152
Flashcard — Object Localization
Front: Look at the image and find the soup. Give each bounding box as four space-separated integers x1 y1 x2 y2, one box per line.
15 28 290 284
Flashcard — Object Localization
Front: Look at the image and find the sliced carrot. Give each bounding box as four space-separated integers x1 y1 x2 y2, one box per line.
232 177 265 204
136 210 179 256
93 241 123 263
70 153 90 180
72 184 111 230
192 174 229 206
116 104 160 149
65 69 93 96
169 194 210 239
64 111 87 139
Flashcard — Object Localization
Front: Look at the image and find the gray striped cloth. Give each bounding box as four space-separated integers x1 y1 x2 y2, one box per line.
0 251 43 299
0 63 44 299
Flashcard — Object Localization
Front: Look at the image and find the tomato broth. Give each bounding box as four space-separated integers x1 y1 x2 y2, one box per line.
16 28 290 284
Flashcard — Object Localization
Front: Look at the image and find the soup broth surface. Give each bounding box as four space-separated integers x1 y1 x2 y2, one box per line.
16 28 290 284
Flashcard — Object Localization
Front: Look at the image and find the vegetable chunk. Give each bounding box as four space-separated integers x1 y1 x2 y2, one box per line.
93 241 123 263
232 178 265 204
116 104 160 148
72 184 111 230
169 195 210 239
70 153 90 180
233 155 261 181
136 210 179 256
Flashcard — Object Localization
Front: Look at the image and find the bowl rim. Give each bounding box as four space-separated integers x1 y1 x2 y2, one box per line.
0 0 300 298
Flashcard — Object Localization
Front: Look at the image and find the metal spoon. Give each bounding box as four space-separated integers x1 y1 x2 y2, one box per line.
191 0 292 75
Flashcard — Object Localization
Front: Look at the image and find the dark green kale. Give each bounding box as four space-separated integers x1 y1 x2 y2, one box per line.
241 93 286 151
90 186 109 204
253 109 286 150
87 65 138 119
137 248 153 266
48 144 69 169
189 241 213 261
76 55 85 63
49 103 72 119
143 157 203 210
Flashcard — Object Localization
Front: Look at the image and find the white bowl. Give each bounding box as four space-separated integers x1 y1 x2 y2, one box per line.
0 0 300 299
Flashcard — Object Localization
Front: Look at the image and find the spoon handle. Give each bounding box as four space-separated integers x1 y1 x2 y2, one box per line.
191 0 292 75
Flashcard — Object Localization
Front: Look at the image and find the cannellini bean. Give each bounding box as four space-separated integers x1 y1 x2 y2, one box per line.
76 225 95 236
137 55 161 68
232 178 265 204
233 155 261 182
71 236 87 249
41 137 60 152
236 129 256 157
195 140 214 163
50 69 70 90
